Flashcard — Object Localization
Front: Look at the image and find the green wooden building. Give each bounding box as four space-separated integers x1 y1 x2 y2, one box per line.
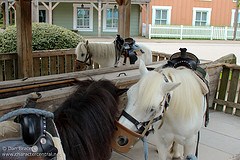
1 0 151 37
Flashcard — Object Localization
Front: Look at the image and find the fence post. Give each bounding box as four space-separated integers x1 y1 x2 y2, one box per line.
148 24 152 39
224 26 228 40
210 26 214 40
180 25 183 40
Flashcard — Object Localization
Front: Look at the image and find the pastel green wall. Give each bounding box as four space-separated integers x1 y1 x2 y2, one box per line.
53 3 73 29
52 3 140 37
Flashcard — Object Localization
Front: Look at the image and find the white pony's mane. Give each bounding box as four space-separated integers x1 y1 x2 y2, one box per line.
137 67 203 120
162 67 203 119
137 71 165 112
88 42 116 58
76 42 116 60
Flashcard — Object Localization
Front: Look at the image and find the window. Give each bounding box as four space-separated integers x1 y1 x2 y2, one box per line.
152 6 172 25
39 5 48 23
103 4 118 32
73 4 93 31
231 9 240 27
39 10 46 22
195 11 207 26
192 8 211 26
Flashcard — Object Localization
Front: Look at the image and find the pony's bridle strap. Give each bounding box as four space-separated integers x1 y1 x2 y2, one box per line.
77 44 92 66
120 73 171 136
121 110 159 136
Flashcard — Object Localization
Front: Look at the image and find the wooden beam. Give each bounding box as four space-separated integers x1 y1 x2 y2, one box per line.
125 0 130 37
4 0 9 27
32 0 39 22
90 1 102 37
146 3 150 38
16 0 33 78
118 3 125 37
115 0 123 5
98 0 101 37
117 0 131 38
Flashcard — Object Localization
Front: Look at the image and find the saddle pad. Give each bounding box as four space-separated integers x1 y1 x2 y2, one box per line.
193 72 209 95
177 66 209 95
0 121 22 141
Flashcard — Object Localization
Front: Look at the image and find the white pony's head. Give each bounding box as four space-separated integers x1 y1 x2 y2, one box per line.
75 40 89 62
118 60 180 132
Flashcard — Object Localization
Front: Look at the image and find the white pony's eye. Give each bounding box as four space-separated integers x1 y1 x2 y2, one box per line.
81 53 85 57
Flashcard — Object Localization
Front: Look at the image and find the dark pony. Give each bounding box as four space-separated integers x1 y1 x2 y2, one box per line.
54 79 125 160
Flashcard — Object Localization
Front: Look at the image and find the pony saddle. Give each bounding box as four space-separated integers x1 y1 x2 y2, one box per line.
0 93 59 160
0 115 58 160
114 34 144 64
163 48 200 70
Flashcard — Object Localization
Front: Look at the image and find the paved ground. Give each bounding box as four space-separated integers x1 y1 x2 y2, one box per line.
85 36 240 64
110 111 240 160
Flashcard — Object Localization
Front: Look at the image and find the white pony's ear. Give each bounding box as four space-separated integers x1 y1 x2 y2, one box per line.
162 82 181 93
139 60 148 76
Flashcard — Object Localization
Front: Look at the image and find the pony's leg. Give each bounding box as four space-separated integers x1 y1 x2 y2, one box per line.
172 142 181 159
154 129 173 160
183 134 197 158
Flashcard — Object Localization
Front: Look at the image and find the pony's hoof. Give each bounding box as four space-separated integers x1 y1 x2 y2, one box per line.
186 155 198 160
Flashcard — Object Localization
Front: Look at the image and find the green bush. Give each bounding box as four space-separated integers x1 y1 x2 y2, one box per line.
0 23 84 53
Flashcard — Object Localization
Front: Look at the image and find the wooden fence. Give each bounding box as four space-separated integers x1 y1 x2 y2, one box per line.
0 50 169 81
1 49 240 117
213 64 240 116
0 49 76 81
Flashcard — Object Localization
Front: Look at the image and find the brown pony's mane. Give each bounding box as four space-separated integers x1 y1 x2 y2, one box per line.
54 79 122 160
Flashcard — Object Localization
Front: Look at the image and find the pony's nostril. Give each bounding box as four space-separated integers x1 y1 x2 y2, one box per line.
117 136 129 146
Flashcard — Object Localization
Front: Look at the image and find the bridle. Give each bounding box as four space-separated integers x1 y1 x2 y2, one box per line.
75 43 92 69
111 73 171 153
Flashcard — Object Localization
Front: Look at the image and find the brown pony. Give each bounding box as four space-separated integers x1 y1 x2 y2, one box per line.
54 79 125 160
0 79 126 160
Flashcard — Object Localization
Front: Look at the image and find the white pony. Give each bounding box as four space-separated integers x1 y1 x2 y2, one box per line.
75 40 152 68
119 61 207 160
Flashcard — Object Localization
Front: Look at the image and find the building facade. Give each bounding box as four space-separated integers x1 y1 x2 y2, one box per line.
0 0 151 37
145 0 239 27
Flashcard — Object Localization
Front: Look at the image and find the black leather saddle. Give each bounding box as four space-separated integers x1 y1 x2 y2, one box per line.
0 93 58 159
163 48 200 70
114 34 145 64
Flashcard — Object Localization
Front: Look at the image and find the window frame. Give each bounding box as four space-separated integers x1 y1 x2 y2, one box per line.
192 7 211 26
152 6 172 25
103 4 118 32
73 4 93 32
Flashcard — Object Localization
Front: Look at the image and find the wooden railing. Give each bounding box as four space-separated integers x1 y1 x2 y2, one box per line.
0 50 169 81
0 50 240 117
213 64 240 116
0 49 76 81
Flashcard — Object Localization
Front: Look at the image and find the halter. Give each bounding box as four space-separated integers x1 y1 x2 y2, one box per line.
111 73 171 153
75 43 92 69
